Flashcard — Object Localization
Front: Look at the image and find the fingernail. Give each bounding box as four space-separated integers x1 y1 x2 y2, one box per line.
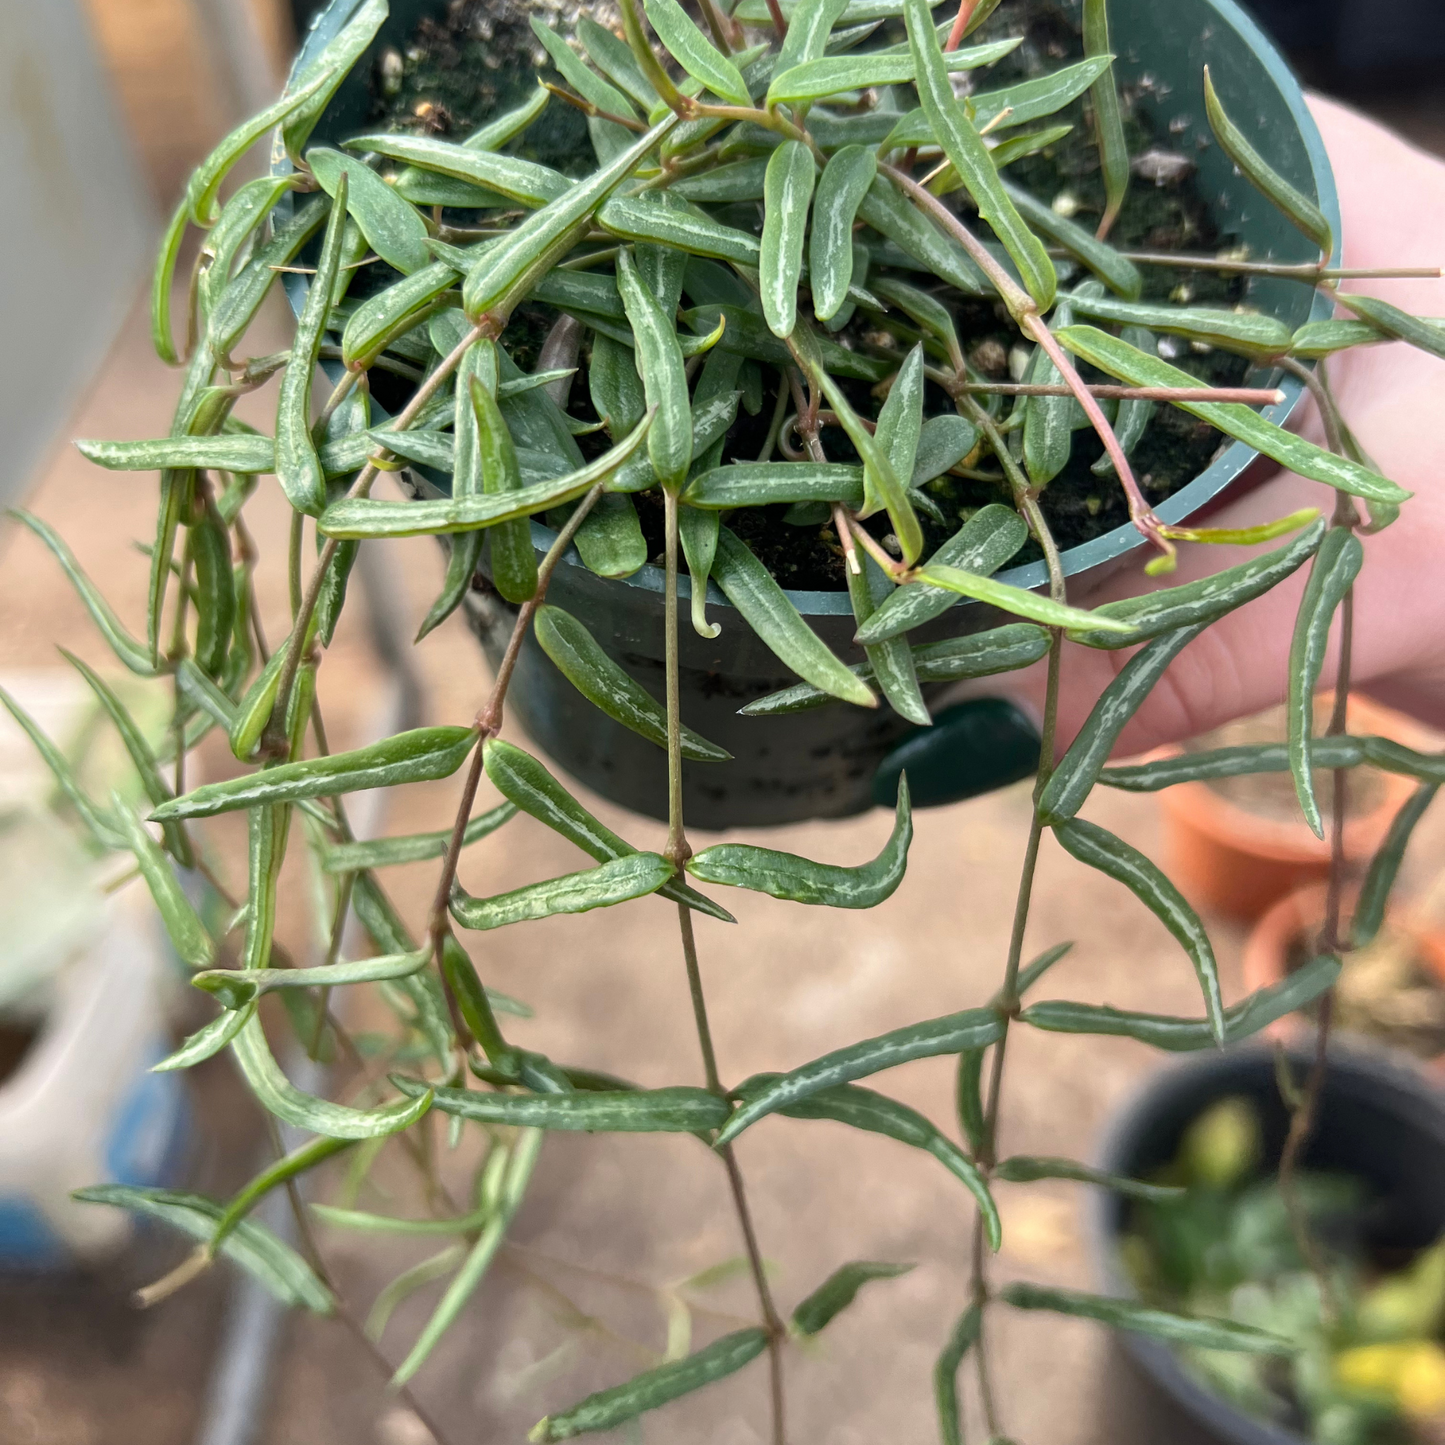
872 698 1041 809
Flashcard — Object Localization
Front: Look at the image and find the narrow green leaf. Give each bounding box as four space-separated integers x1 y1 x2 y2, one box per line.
189 504 235 678
451 852 674 931
112 800 214 970
713 527 877 707
955 1048 987 1159
232 1014 433 1140
153 1003 254 1072
8 510 157 676
192 948 429 1010
1022 954 1342 1052
743 622 1050 715
856 176 990 299
794 327 923 559
1297 305 1445 362
153 726 478 821
1023 302 1074 487
1082 0 1128 235
855 503 1027 643
1203 66 1332 254
1064 291 1293 357
212 1136 353 1250
684 302 893 380
686 460 864 509
319 413 653 537
792 1261 914 1336
62 650 192 862
914 564 1136 634
462 115 679 323
1003 1282 1296 1353
579 16 662 110
715 1004 1005 1145
530 1328 768 1440
1067 517 1326 649
152 197 190 364
72 1184 334 1313
75 435 276 473
869 276 961 360
680 503 722 640
690 775 912 907
1354 782 1439 946
307 148 430 274
589 331 646 434
672 158 770 203
279 0 387 157
399 1077 728 1133
934 1305 982 1445
472 371 540 603
276 177 346 514
994 1156 1183 1202
766 37 1020 104
880 57 1116 147
340 259 459 372
208 195 329 366
533 605 730 760
776 0 852 70
187 66 334 224
904 0 1054 311
1040 624 1208 823
643 0 750 104
324 808 519 876
0 685 118 847
850 554 929 725
313 1199 491 1237
1053 817 1223 1042
484 738 733 922
1099 736 1364 793
598 193 760 264
1056 328 1409 506
876 345 925 495
531 16 638 121
1092 324 1156 476
350 133 570 209
616 248 691 490
1288 527 1364 838
761 141 816 338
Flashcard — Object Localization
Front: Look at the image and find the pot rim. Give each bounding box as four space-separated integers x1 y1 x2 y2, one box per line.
281 0 1341 618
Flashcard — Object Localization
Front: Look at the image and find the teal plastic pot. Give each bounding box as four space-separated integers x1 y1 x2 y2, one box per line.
283 0 1340 831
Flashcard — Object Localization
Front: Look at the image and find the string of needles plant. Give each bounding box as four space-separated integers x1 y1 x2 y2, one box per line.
15 0 1445 1437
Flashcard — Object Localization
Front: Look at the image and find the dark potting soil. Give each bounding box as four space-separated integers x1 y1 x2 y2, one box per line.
365 0 1255 590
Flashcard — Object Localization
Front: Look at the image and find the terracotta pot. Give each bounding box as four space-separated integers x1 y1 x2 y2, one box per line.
1242 882 1445 1055
1159 697 1431 921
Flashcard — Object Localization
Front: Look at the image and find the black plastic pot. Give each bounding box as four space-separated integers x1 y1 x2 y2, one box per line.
1089 1045 1445 1445
286 0 1340 831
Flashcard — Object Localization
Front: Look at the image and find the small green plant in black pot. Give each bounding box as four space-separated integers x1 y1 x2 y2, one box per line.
10 0 1445 1438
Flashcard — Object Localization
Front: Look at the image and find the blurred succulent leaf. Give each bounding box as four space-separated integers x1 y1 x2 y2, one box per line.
994 1156 1183 1202
192 947 429 1010
72 1185 334 1313
112 799 213 970
397 1076 729 1133
1354 782 1440 947
153 1003 255 1072
529 1328 768 1441
1287 527 1364 838
1003 1282 1296 1353
935 1304 982 1445
792 1261 915 1336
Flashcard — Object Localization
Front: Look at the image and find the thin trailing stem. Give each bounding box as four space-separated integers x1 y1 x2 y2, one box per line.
662 486 788 1445
951 380 1287 406
943 0 979 51
1105 251 1443 282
